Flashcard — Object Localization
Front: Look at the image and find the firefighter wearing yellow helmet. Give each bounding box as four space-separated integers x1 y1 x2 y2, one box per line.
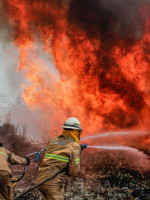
36 117 83 200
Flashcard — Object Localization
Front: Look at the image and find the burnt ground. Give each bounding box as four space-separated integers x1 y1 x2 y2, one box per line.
1 123 149 199
13 150 150 200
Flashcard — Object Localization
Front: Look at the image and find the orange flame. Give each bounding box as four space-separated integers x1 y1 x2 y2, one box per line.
1 0 150 150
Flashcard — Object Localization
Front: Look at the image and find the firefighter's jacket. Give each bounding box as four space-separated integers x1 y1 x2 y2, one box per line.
36 134 81 190
0 147 27 175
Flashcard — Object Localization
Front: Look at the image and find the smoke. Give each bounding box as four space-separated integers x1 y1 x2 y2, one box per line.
0 0 150 151
83 148 150 173
66 0 150 129
68 0 150 40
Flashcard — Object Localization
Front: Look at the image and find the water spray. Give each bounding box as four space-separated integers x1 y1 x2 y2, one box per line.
80 131 147 153
80 144 139 152
81 131 146 141
87 145 138 151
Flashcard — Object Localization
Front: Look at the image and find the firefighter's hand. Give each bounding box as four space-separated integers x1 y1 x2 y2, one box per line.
25 157 30 165
80 144 87 153
80 146 84 154
80 146 84 153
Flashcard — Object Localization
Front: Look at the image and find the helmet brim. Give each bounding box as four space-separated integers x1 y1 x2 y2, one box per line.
62 125 83 131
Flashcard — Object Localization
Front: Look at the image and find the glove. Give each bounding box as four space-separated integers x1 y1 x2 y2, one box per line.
25 157 30 165
80 145 84 154
80 144 87 152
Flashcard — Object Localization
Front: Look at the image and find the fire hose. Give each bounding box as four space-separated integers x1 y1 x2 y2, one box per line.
11 148 47 185
11 166 26 184
14 144 87 200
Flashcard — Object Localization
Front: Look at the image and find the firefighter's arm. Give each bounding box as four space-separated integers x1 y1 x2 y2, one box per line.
68 144 81 177
6 150 28 165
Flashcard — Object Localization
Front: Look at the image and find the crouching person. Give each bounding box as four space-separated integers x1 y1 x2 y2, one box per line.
36 117 82 200
0 143 30 200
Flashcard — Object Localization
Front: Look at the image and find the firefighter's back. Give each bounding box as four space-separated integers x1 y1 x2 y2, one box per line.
36 134 81 199
37 134 79 183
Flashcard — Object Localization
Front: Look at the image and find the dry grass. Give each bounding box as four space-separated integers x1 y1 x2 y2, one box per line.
1 123 149 199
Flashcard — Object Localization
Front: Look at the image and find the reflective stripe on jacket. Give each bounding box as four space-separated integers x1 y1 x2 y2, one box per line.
0 147 27 175
36 134 81 188
0 151 8 160
44 154 70 162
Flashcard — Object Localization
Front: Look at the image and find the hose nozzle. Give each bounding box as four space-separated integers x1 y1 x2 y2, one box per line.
80 144 87 151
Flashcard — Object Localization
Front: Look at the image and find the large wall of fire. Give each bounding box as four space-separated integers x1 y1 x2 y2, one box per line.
1 0 150 145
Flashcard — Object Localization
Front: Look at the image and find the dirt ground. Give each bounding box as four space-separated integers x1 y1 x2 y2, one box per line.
13 150 150 200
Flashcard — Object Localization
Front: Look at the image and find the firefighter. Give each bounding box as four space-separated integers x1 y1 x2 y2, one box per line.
0 143 30 200
36 117 82 200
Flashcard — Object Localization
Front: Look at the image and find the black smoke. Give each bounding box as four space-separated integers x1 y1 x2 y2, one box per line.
67 0 150 128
